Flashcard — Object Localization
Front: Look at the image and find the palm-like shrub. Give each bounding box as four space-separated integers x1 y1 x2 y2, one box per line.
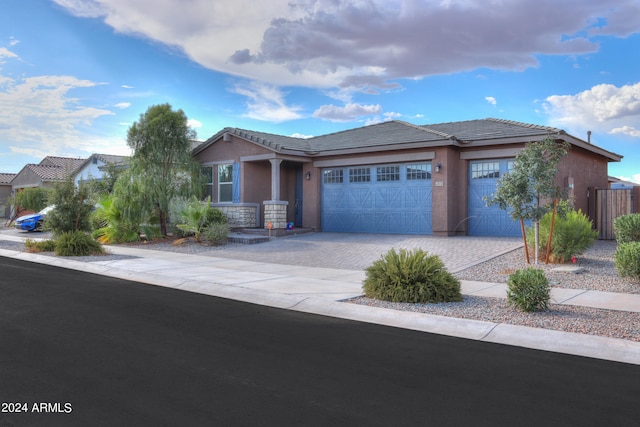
613 214 640 244
363 248 462 303
176 196 211 242
614 242 640 280
92 194 144 244
507 268 550 312
526 203 597 263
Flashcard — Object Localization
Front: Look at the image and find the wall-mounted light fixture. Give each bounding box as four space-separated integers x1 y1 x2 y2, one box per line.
435 162 442 173
305 171 312 180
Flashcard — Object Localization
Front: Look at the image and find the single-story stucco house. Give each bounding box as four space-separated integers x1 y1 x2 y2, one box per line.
193 118 622 237
12 156 87 192
0 173 17 218
73 153 130 186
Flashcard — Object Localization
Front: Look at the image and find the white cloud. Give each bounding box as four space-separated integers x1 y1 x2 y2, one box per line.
187 118 202 128
543 82 640 137
114 102 131 109
290 133 313 139
610 126 640 137
231 81 303 122
0 74 115 159
0 47 18 60
617 174 640 184
53 0 640 91
121 84 134 89
313 103 382 122
485 96 497 105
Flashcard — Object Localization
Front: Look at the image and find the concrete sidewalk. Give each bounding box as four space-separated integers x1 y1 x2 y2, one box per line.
1 234 639 365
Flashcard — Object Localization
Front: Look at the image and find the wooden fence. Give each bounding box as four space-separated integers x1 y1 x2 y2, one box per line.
596 189 634 239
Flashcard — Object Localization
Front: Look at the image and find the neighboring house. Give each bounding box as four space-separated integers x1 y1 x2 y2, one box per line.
74 153 130 186
0 173 17 218
12 156 86 192
609 176 638 189
193 118 623 237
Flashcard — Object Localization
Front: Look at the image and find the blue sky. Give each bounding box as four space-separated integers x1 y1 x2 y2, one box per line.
1 0 639 183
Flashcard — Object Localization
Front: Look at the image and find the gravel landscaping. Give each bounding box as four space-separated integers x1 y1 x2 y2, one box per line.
351 240 640 342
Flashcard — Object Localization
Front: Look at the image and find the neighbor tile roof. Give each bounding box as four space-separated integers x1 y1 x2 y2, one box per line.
40 156 86 171
26 164 72 181
0 173 17 184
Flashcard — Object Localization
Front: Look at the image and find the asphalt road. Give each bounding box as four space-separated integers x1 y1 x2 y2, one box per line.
1 257 639 427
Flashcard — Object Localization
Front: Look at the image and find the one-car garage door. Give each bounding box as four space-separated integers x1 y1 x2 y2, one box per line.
468 159 521 236
322 163 432 234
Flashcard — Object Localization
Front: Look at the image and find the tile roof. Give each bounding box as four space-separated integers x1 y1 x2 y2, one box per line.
40 156 86 172
26 164 72 181
0 173 17 184
194 118 622 162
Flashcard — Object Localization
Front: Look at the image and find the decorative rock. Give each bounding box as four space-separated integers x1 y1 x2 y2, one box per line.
551 266 586 274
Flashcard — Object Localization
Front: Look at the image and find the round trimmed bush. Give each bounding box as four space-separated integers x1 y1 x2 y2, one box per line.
614 241 640 280
363 248 462 304
507 268 550 312
613 214 640 244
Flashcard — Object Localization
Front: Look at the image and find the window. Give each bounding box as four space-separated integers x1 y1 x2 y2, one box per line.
323 168 343 184
376 165 400 182
407 163 432 180
218 164 233 202
202 166 213 199
349 167 371 183
471 161 500 179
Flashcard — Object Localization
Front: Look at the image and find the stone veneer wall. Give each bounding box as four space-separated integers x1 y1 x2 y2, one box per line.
211 203 259 228
263 200 288 229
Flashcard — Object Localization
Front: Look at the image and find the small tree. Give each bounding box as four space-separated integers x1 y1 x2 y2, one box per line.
127 103 204 236
46 179 94 234
8 187 51 223
485 137 570 264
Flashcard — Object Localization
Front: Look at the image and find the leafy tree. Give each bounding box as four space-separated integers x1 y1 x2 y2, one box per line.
84 162 126 201
9 187 51 222
46 179 93 234
485 137 570 264
126 103 204 236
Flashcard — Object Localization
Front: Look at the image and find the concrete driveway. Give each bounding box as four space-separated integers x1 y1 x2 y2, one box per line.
0 226 522 272
201 232 523 273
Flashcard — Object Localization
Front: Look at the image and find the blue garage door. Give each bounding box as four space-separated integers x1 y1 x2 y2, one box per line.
322 163 432 234
468 159 521 236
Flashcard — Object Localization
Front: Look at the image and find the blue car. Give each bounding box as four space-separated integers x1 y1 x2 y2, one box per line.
14 205 55 232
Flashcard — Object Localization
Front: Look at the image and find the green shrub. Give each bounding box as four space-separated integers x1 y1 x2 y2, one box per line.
206 207 228 225
526 203 597 263
24 238 57 253
614 241 640 280
202 222 230 245
363 248 462 304
613 214 640 244
507 268 550 312
54 231 105 257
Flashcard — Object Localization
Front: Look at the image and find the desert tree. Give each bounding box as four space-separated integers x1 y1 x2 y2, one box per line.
126 103 204 236
485 137 570 264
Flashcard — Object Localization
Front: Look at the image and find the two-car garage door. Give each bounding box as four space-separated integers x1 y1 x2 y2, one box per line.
321 159 520 236
321 163 432 234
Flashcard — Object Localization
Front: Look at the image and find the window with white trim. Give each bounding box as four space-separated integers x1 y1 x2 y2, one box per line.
202 166 214 199
218 164 233 202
